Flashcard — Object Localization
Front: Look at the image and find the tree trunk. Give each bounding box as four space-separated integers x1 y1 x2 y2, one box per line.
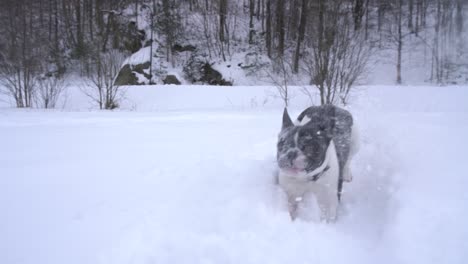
149 13 154 84
162 0 173 64
256 0 261 20
101 12 113 52
54 0 59 51
365 0 369 39
378 0 385 32
39 0 44 28
353 0 364 30
276 0 285 57
249 0 254 44
415 0 420 36
432 0 441 83
219 0 227 61
48 0 53 41
289 0 299 40
318 0 326 105
456 0 464 53
456 0 463 35
219 0 227 42
266 0 272 57
89 0 94 41
75 0 84 58
421 0 426 27
135 0 139 25
397 0 403 84
293 0 308 73
95 0 104 37
409 0 414 31
261 0 265 31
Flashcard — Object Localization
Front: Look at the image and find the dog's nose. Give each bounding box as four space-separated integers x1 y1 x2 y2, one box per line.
278 151 298 168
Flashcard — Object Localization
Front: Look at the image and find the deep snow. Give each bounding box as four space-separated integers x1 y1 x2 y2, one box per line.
1 85 468 264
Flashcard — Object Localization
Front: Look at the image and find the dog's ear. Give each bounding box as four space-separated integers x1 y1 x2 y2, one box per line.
282 108 294 130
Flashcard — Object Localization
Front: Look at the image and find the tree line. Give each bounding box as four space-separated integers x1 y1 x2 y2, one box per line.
0 0 466 108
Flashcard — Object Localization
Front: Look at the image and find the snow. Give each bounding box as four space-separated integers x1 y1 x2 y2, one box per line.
123 46 151 66
133 71 149 85
1 85 468 264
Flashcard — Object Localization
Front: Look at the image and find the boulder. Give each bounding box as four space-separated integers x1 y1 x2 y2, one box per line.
163 75 181 85
200 63 223 85
200 63 232 86
183 53 232 86
114 62 151 86
173 43 197 53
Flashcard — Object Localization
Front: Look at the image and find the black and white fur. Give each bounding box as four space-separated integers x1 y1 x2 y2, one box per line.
277 105 358 221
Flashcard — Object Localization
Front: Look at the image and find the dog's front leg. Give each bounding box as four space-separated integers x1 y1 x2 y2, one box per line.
342 161 353 182
315 189 338 222
287 196 301 220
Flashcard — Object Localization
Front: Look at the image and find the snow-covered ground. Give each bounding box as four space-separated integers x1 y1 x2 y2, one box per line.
1 85 468 264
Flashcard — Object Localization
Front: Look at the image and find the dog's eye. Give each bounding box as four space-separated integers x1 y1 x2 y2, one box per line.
301 136 315 146
303 142 322 155
277 139 285 149
302 143 312 152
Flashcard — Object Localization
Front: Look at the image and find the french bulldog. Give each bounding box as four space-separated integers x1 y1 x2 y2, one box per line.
277 105 358 221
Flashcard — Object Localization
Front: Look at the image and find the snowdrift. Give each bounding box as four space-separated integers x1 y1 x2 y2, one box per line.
1 85 467 264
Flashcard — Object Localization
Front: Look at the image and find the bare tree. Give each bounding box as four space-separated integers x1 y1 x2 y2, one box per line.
82 50 126 110
35 75 68 109
306 0 371 105
378 0 420 84
430 0 466 84
0 0 43 108
0 59 37 108
266 56 293 107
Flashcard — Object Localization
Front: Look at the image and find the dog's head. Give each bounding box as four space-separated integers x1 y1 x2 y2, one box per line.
277 108 332 179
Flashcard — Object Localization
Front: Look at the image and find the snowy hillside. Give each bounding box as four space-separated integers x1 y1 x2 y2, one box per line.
1 85 468 264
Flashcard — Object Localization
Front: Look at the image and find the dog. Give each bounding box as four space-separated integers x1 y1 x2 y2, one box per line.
276 105 358 221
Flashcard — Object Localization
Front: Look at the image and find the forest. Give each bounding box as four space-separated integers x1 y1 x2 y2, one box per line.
0 0 466 108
